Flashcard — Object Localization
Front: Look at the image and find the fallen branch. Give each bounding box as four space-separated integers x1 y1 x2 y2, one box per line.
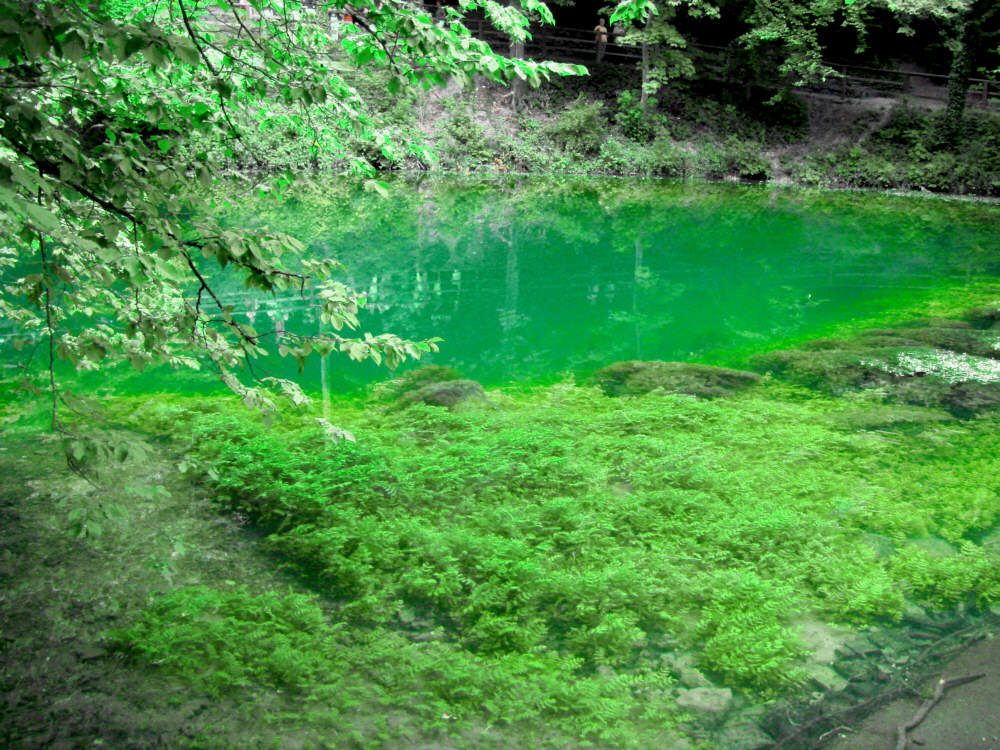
818 725 853 742
772 686 906 749
894 673 985 750
773 625 988 749
915 624 983 662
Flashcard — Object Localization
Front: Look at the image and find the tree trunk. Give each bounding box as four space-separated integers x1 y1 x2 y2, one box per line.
640 41 650 113
498 222 519 380
511 39 526 110
632 235 643 360
503 227 519 317
509 0 525 110
639 16 652 114
320 353 330 420
940 0 986 146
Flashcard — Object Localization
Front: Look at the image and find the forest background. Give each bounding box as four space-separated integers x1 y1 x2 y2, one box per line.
169 0 1000 196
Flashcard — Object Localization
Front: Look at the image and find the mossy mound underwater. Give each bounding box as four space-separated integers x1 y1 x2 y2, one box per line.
73 304 1000 748
749 305 1000 418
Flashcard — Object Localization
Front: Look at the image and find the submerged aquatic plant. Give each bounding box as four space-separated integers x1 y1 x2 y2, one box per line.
111 381 1000 703
862 349 1000 384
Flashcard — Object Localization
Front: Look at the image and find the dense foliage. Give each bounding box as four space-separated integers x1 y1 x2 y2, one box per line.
2 2 999 745
606 0 999 119
0 0 583 424
125 376 1000 645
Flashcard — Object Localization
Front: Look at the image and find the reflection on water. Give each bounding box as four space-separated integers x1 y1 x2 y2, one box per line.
215 176 998 393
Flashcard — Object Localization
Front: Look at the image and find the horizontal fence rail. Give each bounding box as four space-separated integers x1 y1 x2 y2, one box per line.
188 5 999 108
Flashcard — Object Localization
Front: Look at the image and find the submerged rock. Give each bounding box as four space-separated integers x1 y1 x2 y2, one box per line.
860 532 895 560
714 716 773 750
663 652 715 688
675 686 733 714
375 364 462 402
377 365 492 412
800 663 848 694
901 601 933 626
855 321 1000 359
747 348 879 392
590 360 760 398
749 311 1000 418
794 618 853 665
941 380 1000 417
396 379 490 410
658 730 696 749
904 536 958 559
963 305 1000 329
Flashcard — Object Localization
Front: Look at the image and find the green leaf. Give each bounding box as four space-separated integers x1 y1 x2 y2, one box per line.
172 38 201 66
124 34 145 60
123 256 142 282
61 32 84 62
362 179 389 198
213 78 234 99
143 43 167 66
18 199 60 233
22 29 49 58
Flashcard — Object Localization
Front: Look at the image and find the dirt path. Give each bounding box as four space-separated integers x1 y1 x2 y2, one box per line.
825 632 1000 750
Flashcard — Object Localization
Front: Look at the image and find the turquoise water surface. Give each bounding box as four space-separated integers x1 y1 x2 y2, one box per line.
216 176 999 392
8 176 996 396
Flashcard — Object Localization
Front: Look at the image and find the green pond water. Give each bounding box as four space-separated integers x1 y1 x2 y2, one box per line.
11 176 999 396
219 176 999 393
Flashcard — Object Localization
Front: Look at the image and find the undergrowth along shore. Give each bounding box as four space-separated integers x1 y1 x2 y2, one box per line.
180 59 1000 198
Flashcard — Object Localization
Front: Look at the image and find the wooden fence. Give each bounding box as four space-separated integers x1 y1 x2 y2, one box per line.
482 25 1000 108
812 61 998 107
203 5 999 108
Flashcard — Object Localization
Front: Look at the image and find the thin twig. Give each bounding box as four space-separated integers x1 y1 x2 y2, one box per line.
178 0 260 165
915 624 983 662
180 250 258 347
226 0 269 54
817 725 853 742
894 673 985 750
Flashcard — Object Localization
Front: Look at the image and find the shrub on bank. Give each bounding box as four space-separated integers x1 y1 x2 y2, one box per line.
832 145 898 189
649 135 690 177
615 90 657 142
441 110 496 166
177 58 1000 193
546 95 607 155
779 104 1000 195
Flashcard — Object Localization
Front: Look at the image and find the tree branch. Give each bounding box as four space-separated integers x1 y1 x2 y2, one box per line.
180 249 259 347
178 0 262 165
894 673 985 750
226 0 270 55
